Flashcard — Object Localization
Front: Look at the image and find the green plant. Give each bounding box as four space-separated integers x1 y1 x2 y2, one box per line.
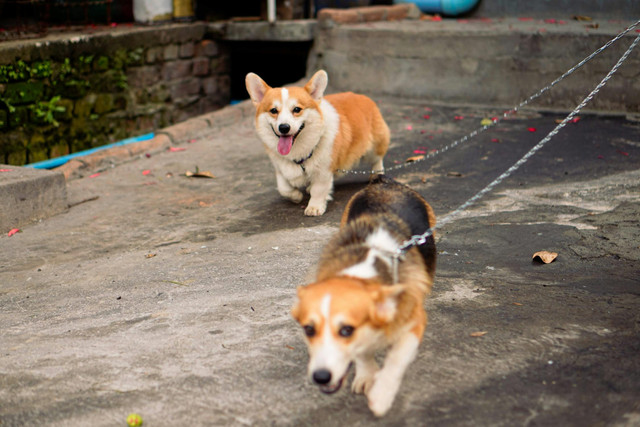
0 97 16 113
30 61 52 79
29 96 66 127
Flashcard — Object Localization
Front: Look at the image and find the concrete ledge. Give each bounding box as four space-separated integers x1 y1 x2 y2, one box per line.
311 17 640 112
218 20 317 41
317 4 421 27
0 165 67 233
53 102 252 180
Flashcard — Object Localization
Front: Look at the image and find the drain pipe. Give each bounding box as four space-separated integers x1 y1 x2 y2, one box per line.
25 132 155 170
394 0 480 15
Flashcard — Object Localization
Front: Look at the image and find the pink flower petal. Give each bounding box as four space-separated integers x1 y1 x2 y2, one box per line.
423 115 431 119
169 147 186 152
8 228 20 237
406 125 413 131
0 169 13 172
617 150 629 156
454 115 464 120
528 127 537 132
413 149 427 154
142 169 151 175
89 173 100 178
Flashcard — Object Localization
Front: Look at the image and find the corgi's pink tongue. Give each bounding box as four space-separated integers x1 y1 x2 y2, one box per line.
278 135 294 156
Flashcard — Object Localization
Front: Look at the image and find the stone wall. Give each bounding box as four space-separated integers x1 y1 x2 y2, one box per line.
0 23 230 166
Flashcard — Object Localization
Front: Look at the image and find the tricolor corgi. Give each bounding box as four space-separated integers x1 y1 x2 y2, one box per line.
291 175 437 416
245 70 390 216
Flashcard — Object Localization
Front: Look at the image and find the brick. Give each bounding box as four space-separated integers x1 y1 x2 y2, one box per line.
164 44 179 61
358 6 387 22
386 4 413 20
195 39 219 57
127 65 162 88
127 133 171 157
146 46 164 64
170 78 201 100
94 94 114 114
201 76 218 95
192 57 210 76
179 42 195 58
210 56 230 74
162 60 192 80
318 9 360 24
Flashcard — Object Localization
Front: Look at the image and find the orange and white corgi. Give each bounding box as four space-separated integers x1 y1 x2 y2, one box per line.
245 70 390 216
292 176 437 416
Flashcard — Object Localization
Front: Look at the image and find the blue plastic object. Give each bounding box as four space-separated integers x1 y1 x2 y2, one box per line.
394 0 480 15
25 132 155 170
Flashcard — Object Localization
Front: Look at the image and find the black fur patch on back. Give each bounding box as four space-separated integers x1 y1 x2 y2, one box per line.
345 175 436 267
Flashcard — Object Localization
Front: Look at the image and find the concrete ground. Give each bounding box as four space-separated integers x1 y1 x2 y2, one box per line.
1 94 639 426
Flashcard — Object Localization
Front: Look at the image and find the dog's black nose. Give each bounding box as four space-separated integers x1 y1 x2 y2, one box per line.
312 369 332 385
278 123 291 134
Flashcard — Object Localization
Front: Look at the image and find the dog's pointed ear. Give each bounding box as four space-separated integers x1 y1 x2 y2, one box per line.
369 284 406 325
291 285 307 321
304 70 328 102
245 73 271 106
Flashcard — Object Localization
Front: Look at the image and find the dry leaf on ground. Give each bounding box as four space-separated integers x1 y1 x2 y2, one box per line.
470 331 488 337
405 155 425 163
184 166 215 179
532 251 558 263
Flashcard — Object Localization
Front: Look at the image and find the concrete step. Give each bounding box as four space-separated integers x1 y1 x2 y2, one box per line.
311 15 640 112
0 165 67 233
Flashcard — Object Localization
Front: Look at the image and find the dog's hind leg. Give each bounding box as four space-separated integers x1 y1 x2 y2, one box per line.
367 333 420 417
352 354 378 395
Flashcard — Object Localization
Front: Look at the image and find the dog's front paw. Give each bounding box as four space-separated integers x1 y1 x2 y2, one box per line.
351 372 375 395
304 203 326 216
367 374 400 417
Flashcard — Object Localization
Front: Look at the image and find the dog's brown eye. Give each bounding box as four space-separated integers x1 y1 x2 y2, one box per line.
292 106 302 114
339 325 355 338
303 325 315 337
269 107 278 115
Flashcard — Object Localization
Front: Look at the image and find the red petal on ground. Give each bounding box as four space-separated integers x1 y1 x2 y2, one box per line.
491 138 500 143
617 150 629 156
8 228 20 237
0 169 13 172
597 155 604 159
169 147 186 152
142 170 151 175
432 16 442 22
406 125 413 131
454 115 464 120
519 17 534 21
528 127 537 132
423 115 430 119
413 150 427 154
89 173 100 178
544 18 557 24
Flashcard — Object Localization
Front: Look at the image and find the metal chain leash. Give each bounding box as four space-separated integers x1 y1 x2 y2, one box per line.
395 30 640 256
339 18 640 176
